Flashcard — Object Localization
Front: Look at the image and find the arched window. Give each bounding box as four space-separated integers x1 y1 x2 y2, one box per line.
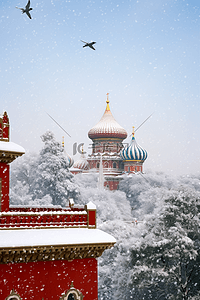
67 294 76 300
97 162 100 169
60 282 83 300
6 289 21 300
113 162 116 168
104 162 108 168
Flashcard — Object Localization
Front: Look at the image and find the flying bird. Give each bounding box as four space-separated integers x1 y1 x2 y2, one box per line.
80 40 96 50
16 0 33 19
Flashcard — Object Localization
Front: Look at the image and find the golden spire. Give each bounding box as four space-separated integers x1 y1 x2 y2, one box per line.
132 126 135 137
62 136 64 148
106 93 110 111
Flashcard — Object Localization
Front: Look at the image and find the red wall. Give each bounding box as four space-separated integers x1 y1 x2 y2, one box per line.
104 180 119 191
0 162 9 212
124 165 142 173
0 258 98 300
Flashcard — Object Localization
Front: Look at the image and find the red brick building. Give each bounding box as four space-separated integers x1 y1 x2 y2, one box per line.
0 111 115 300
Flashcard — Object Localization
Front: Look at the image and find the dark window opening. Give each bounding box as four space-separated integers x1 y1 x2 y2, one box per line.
68 294 76 300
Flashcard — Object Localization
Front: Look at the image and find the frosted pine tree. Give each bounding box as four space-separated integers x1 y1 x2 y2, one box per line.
30 131 77 206
113 185 200 300
10 151 38 206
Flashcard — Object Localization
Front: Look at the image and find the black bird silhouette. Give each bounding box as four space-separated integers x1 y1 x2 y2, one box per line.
80 40 96 50
16 0 33 19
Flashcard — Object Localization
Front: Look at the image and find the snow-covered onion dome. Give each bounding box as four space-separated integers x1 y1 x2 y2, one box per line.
88 94 127 140
65 152 74 168
73 149 89 170
62 137 74 168
120 127 147 161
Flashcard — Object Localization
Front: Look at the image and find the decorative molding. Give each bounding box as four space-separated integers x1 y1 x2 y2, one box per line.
0 151 24 163
0 178 1 212
59 282 83 300
0 242 115 264
0 210 88 229
5 289 22 300
123 160 143 163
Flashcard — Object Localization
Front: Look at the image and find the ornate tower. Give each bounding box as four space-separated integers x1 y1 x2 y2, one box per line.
88 94 127 190
120 127 147 173
0 111 25 212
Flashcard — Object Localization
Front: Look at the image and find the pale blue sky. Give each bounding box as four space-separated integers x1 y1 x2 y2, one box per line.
1 0 199 175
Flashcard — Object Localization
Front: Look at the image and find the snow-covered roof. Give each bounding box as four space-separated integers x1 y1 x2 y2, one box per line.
0 228 116 248
0 141 25 154
88 99 127 140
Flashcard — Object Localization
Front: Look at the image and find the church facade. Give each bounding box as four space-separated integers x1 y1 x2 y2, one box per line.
71 95 148 190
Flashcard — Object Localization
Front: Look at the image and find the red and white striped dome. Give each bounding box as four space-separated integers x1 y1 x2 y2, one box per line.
88 96 127 140
73 152 89 170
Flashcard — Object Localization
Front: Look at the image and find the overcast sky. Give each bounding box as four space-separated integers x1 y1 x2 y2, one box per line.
1 0 199 176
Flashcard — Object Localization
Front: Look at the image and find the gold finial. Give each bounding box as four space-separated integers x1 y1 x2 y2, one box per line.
132 126 135 137
106 92 109 102
70 281 74 288
106 93 110 111
62 136 64 148
81 145 84 154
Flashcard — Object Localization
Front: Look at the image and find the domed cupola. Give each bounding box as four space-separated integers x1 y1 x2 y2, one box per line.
73 148 89 170
120 127 147 162
88 94 127 140
65 152 74 168
62 137 74 168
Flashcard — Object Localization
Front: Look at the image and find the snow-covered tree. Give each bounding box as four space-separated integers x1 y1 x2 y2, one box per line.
10 151 38 205
74 172 132 224
113 178 200 300
11 150 38 188
10 131 78 207
31 131 77 206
